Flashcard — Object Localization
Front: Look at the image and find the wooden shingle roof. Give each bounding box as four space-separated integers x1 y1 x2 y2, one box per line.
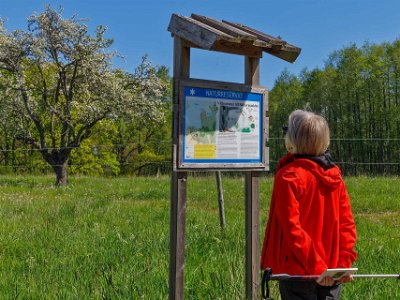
168 13 301 63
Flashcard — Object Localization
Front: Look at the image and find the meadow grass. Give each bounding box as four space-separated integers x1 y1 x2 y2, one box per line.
0 174 399 299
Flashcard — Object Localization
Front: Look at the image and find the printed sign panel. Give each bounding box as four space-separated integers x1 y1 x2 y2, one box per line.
177 81 267 170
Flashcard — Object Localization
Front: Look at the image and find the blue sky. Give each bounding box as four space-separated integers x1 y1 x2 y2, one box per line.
1 0 400 88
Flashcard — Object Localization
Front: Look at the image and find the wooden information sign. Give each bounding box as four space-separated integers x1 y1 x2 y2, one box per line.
167 13 300 300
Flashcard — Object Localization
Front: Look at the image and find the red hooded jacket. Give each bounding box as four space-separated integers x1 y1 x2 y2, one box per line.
261 153 357 275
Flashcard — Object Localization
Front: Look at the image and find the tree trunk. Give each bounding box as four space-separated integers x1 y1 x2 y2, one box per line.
40 149 71 186
53 161 68 186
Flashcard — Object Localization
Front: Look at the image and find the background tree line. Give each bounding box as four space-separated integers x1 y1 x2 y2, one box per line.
1 7 400 183
269 40 400 175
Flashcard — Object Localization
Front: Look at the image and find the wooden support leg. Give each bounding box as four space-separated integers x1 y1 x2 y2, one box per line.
216 171 226 230
245 171 260 300
169 171 187 300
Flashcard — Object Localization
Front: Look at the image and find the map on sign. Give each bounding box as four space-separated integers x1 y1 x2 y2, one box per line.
182 86 263 164
185 98 218 145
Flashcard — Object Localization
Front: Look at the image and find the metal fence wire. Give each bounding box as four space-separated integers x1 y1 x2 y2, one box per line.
1 138 400 176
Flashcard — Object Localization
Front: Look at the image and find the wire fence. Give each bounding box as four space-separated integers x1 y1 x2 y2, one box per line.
1 138 400 176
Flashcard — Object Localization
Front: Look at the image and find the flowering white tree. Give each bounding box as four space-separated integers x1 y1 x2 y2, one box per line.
0 72 23 168
0 7 166 185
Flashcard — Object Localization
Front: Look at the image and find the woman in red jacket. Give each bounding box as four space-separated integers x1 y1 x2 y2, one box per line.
261 110 357 300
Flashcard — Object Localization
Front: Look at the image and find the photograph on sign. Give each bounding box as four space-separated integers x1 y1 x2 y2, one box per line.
181 84 264 168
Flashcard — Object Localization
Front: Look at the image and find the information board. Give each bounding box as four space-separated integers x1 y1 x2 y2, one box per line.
177 79 268 170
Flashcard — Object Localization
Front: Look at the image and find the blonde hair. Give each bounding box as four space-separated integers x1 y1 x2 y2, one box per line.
285 110 330 156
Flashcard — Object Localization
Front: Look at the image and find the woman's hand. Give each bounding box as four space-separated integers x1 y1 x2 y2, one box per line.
317 276 335 286
338 275 353 283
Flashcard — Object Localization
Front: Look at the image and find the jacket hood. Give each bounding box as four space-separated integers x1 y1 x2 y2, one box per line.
306 160 343 188
295 152 335 170
279 152 343 188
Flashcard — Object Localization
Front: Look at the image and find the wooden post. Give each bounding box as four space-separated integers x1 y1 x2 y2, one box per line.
245 56 260 87
245 171 260 300
244 55 261 300
169 172 187 300
169 37 190 300
216 171 226 229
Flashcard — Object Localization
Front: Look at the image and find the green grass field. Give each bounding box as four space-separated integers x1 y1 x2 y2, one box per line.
0 175 399 299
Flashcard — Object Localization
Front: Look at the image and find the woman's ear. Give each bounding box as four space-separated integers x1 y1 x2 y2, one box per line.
285 137 296 154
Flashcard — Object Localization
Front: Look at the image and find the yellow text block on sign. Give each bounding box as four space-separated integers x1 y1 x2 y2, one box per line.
194 144 216 159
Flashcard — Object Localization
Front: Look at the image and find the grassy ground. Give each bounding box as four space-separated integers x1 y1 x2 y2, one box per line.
0 174 399 299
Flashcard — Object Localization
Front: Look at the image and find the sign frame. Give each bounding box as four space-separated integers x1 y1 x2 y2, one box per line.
176 78 268 171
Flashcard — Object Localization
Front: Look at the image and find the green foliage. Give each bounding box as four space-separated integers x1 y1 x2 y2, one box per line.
69 120 120 176
70 142 120 176
111 68 172 175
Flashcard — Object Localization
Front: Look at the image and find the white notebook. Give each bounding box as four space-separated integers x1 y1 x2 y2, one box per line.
318 268 358 281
